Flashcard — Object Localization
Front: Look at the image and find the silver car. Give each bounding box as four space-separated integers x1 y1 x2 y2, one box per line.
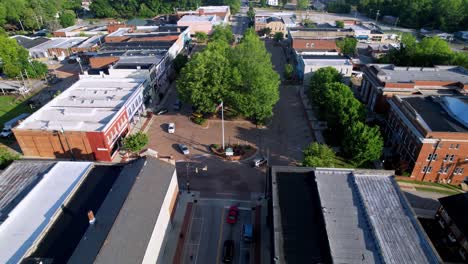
178 144 189 155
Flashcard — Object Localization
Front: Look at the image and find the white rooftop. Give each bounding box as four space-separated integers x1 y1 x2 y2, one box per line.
179 15 217 23
30 37 87 51
197 5 230 12
0 162 92 264
16 78 144 132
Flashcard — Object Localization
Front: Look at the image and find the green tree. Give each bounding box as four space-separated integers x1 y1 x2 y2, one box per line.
281 0 288 7
0 35 48 78
260 0 267 7
273 32 284 42
194 31 208 43
309 67 342 110
302 142 337 167
322 82 365 128
90 0 118 18
284 64 293 80
327 2 351 13
343 122 383 166
0 148 20 170
303 19 316 28
59 10 76 27
297 0 309 9
177 40 233 113
335 20 344 28
247 6 255 21
230 29 280 123
173 54 189 75
122 132 149 153
210 25 234 44
336 37 357 55
139 3 155 18
258 27 271 36
0 3 7 26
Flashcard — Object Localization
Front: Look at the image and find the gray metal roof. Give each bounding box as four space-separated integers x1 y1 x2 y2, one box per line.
270 167 441 264
354 174 441 264
0 160 56 222
69 157 176 264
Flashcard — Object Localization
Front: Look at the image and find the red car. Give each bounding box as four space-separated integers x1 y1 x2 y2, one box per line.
226 205 239 224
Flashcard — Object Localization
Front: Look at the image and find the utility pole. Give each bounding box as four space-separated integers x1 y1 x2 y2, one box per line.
18 19 25 31
375 10 380 25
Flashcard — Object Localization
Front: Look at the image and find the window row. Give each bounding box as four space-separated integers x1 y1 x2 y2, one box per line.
426 153 457 162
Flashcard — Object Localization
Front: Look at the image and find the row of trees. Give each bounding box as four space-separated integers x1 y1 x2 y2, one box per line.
0 0 80 31
380 35 468 68
355 0 468 32
0 35 48 78
177 26 280 124
309 67 383 167
90 0 240 18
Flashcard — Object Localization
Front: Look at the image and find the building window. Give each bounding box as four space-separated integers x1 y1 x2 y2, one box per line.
449 154 455 162
450 144 454 149
427 154 433 161
443 166 450 174
444 154 449 162
454 167 464 175
455 144 460 149
427 166 432 173
422 166 427 173
432 154 437 161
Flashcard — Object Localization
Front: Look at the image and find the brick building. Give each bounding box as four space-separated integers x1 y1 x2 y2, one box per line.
360 64 468 113
385 95 467 184
13 78 145 161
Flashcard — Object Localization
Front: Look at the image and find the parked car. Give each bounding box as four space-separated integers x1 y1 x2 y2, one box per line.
252 157 268 167
226 205 239 224
222 240 234 263
178 144 189 155
168 123 175 133
242 224 253 242
173 99 182 111
156 108 168 115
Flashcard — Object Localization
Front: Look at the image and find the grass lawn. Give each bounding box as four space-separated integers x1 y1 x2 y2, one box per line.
0 95 35 125
414 186 460 196
396 178 462 191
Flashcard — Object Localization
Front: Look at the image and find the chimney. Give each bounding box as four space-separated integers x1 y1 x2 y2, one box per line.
88 210 96 225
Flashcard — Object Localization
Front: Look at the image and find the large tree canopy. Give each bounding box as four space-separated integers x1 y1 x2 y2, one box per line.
0 35 48 78
177 28 280 123
302 143 337 167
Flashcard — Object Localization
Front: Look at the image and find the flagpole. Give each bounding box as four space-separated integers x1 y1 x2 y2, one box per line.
221 101 225 150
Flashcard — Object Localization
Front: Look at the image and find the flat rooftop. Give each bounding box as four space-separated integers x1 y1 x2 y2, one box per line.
29 37 87 51
15 78 144 132
100 40 174 51
368 64 468 84
11 36 50 49
302 55 351 66
179 15 217 22
0 161 93 263
400 95 468 132
271 167 441 264
69 157 175 264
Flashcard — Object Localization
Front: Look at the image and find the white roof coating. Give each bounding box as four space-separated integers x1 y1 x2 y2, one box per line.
16 78 144 132
29 37 87 51
179 15 217 23
0 162 92 264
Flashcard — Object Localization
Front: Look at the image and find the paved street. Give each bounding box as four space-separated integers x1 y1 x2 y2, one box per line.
182 199 256 264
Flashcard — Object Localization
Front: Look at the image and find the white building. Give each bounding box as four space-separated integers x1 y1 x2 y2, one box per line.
268 0 279 6
298 55 353 84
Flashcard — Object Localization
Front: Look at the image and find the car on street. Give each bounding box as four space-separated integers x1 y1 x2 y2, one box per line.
252 157 268 167
242 224 253 242
167 123 175 133
178 144 189 155
156 108 168 115
226 205 239 224
222 240 234 263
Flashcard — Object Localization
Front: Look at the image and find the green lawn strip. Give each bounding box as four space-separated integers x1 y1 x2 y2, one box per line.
414 186 459 196
397 179 462 192
0 95 36 125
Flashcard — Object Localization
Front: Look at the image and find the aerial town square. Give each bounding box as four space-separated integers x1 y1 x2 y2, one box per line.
0 0 467 263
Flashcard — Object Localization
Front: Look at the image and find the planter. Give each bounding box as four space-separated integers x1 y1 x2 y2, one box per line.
209 144 257 161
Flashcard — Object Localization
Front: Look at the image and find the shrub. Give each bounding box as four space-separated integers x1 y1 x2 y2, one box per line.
0 148 20 169
193 116 206 125
122 132 148 153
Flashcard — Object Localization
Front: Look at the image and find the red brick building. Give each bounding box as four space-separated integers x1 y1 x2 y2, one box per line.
385 95 467 184
13 78 145 161
360 64 468 113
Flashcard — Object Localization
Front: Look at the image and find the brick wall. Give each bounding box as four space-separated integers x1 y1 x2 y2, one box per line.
292 39 339 51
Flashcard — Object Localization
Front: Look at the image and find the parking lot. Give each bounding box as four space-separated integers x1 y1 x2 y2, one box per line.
182 199 256 264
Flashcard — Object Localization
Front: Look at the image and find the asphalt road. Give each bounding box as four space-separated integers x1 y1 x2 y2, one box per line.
183 199 255 264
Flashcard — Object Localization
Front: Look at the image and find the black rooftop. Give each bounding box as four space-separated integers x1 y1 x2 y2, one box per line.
13 36 50 49
438 193 468 238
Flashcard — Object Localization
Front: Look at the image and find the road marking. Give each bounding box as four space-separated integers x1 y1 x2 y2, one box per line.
193 217 203 264
215 208 225 264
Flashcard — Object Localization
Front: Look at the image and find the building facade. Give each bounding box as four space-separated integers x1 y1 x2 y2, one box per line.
360 64 468 113
385 95 468 184
297 55 353 84
13 78 145 161
255 16 285 35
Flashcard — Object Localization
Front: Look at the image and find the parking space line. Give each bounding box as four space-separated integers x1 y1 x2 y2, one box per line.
215 208 225 264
